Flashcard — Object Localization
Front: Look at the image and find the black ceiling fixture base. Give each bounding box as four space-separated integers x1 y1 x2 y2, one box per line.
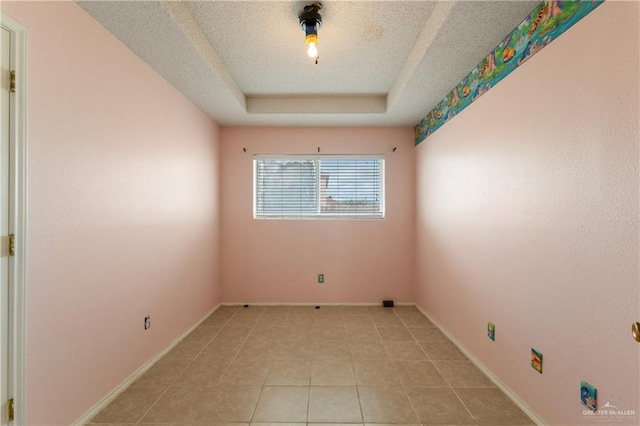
299 2 323 30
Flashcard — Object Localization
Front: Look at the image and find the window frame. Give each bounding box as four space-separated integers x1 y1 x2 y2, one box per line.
253 154 386 220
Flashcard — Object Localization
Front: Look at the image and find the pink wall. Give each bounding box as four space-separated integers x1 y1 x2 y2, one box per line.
415 2 639 424
221 127 415 304
3 2 222 424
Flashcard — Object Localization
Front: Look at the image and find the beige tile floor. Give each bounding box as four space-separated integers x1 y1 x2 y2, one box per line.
89 305 533 425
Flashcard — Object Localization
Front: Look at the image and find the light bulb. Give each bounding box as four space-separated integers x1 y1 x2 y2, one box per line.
307 42 318 58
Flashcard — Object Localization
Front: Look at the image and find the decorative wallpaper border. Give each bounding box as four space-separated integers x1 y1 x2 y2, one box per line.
414 0 604 145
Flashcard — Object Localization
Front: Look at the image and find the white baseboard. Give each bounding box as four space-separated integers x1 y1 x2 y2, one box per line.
415 305 545 426
221 301 415 307
74 303 221 425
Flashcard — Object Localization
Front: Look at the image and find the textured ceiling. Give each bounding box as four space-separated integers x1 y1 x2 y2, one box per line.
185 1 436 95
77 1 538 126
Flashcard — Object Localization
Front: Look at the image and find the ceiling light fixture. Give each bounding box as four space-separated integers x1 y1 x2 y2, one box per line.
299 2 323 62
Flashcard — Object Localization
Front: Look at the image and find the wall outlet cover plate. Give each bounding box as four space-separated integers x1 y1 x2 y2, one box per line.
318 274 324 284
531 348 543 374
487 322 495 341
580 380 597 411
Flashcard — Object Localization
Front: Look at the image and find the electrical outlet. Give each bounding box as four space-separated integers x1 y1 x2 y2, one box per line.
144 316 151 330
318 274 324 284
487 322 495 341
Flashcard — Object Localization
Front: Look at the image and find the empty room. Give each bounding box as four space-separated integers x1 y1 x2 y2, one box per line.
0 0 638 425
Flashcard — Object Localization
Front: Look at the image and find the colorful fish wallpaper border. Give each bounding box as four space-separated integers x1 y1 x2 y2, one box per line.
414 0 604 145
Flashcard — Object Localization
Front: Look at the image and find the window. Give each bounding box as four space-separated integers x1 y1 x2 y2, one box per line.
254 155 385 219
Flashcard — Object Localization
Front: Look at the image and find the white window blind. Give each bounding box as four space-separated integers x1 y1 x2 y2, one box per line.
254 155 385 219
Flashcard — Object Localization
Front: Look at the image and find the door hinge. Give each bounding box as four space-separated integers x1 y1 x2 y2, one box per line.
7 398 14 422
9 70 16 93
8 234 15 257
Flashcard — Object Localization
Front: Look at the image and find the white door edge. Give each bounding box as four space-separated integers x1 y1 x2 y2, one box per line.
1 13 27 425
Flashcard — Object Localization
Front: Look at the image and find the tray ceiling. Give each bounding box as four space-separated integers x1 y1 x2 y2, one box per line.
77 1 538 126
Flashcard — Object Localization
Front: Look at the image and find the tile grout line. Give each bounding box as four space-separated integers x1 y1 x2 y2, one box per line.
305 371 311 424
175 306 253 423
395 308 480 425
351 309 371 424
428 339 479 424
133 386 172 424
228 307 268 424
134 311 235 424
395 310 435 425
383 309 423 424
252 308 292 423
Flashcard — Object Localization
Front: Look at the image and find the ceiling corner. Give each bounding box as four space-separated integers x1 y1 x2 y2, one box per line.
387 1 456 110
163 0 247 111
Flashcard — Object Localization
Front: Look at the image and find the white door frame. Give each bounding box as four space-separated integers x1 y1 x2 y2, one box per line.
1 13 27 425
